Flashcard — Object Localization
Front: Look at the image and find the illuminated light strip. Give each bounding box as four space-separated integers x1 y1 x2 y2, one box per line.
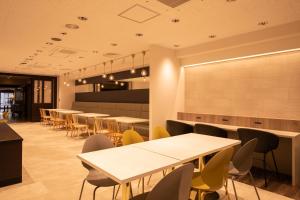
183 48 300 68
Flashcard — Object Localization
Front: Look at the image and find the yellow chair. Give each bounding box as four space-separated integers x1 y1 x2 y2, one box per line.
192 147 234 200
122 129 144 145
153 126 170 140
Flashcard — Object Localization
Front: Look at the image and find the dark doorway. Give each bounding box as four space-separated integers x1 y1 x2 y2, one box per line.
0 73 57 122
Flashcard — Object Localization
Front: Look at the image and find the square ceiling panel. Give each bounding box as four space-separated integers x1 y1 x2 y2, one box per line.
119 4 160 23
157 0 191 8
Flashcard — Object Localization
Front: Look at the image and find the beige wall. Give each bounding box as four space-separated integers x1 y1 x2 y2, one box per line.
185 51 300 120
149 45 185 139
58 76 75 109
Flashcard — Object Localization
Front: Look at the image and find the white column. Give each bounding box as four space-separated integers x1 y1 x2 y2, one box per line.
149 45 185 139
57 76 75 109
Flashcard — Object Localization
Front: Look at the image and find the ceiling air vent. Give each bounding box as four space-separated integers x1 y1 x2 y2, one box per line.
119 4 159 23
157 0 191 8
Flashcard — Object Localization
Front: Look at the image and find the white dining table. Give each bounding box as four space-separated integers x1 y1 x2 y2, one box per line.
104 116 149 129
56 110 83 115
77 133 240 200
76 113 110 118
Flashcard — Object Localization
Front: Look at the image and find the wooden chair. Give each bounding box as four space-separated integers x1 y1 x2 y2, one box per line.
72 114 88 137
105 119 123 146
49 111 65 129
65 114 74 137
94 118 110 135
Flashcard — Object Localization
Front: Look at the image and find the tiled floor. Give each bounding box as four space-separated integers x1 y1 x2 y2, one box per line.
0 123 295 200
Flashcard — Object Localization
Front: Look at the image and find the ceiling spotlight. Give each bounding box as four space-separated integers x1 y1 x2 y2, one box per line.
258 21 268 26
61 32 67 35
78 56 84 59
20 62 27 65
136 33 143 37
46 42 53 45
78 16 88 21
51 37 62 41
115 81 119 85
120 82 125 86
208 35 216 39
82 79 87 84
92 50 99 54
111 43 118 46
174 44 180 48
65 24 79 29
171 18 180 23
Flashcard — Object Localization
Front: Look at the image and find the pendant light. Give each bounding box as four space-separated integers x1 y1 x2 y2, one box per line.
78 69 82 82
82 68 87 84
102 62 107 78
109 60 114 80
141 51 147 77
63 73 67 85
130 54 136 74
66 73 70 87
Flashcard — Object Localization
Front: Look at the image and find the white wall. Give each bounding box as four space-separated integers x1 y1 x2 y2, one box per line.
149 45 184 139
58 76 75 109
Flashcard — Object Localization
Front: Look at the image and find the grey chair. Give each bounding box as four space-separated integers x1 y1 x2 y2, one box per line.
130 163 194 200
79 134 119 200
229 138 260 200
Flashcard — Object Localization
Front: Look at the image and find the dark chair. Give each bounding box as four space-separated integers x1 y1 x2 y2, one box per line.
229 138 260 200
79 134 119 200
166 120 194 136
194 123 228 163
130 163 194 200
237 128 279 187
194 123 227 138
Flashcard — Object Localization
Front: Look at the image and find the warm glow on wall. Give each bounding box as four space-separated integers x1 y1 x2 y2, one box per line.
183 48 300 68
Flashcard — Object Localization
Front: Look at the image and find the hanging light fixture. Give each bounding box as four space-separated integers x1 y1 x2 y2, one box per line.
78 69 82 82
82 68 87 84
115 81 119 85
141 51 147 77
63 73 67 85
109 60 114 80
130 54 136 74
120 82 125 86
102 62 107 78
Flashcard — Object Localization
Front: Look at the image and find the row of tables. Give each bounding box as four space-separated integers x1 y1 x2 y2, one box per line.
77 133 241 200
45 108 149 129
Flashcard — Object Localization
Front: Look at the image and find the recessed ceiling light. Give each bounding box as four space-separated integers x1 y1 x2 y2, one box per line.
36 50 43 53
78 56 84 59
208 35 216 39
65 24 79 29
51 37 62 41
136 33 143 37
20 62 27 65
93 50 99 54
78 16 88 21
171 18 180 23
61 32 67 35
226 0 236 2
111 43 118 46
258 21 268 26
34 53 38 56
46 42 53 45
174 44 180 48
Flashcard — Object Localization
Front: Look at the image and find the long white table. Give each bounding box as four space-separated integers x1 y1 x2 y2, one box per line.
75 113 110 118
175 119 300 186
78 133 240 200
105 116 149 129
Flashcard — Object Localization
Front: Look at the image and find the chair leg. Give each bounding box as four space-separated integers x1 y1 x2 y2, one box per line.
93 186 100 200
147 174 152 185
271 150 279 178
263 153 268 187
115 185 120 199
79 179 86 200
129 182 133 198
224 181 231 200
112 185 115 200
231 178 238 200
249 172 261 200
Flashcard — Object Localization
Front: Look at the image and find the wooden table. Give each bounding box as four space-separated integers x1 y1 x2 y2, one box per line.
175 119 300 186
56 110 83 115
105 116 149 129
76 113 110 134
78 133 240 200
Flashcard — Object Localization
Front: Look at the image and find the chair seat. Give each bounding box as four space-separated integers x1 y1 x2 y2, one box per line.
86 169 118 187
228 162 248 177
73 123 88 128
130 192 149 200
191 172 211 191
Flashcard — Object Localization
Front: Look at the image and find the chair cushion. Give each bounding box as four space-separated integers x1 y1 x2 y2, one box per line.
191 172 210 191
228 161 248 177
130 192 149 200
86 169 118 187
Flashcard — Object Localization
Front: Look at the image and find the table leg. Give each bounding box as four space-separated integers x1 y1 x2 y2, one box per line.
292 136 300 186
198 157 205 171
121 183 130 200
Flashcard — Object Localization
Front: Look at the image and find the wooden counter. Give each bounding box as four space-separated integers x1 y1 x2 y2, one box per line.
0 123 23 187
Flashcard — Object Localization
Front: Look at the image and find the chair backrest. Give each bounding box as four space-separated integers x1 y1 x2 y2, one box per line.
232 138 257 173
72 114 79 124
122 129 144 145
237 128 279 153
194 123 227 138
39 109 43 118
106 119 119 133
94 118 104 133
81 134 114 170
166 120 194 136
153 126 170 140
65 114 73 126
201 147 234 191
146 163 194 200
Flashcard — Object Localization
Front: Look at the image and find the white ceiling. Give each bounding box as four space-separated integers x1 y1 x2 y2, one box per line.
0 0 299 76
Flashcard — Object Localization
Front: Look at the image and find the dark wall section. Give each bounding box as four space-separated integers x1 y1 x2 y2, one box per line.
76 89 149 104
